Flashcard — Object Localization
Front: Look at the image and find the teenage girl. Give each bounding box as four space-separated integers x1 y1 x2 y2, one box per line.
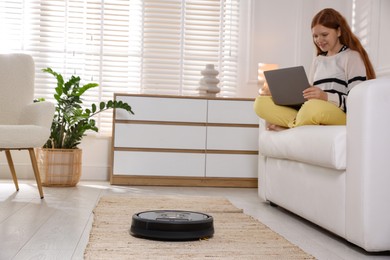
254 8 376 131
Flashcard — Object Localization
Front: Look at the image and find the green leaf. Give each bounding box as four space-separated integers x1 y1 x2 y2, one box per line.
75 83 99 97
54 94 61 101
34 97 46 103
55 86 63 96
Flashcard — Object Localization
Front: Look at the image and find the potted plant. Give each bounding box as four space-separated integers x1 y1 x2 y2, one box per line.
36 68 134 186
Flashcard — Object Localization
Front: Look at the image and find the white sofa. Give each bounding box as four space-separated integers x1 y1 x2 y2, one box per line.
257 78 390 252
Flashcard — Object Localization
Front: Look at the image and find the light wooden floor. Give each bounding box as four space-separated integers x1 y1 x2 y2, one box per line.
1 180 390 260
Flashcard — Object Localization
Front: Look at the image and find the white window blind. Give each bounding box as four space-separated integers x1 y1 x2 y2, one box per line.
351 0 371 50
0 0 240 134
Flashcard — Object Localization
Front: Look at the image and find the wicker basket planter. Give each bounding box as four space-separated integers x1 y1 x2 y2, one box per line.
36 148 82 187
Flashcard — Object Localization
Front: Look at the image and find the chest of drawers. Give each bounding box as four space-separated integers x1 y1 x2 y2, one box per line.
111 94 259 187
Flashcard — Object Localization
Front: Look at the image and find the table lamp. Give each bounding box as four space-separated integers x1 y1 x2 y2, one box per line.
258 63 278 95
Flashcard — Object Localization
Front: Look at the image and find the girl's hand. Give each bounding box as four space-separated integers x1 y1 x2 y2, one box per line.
303 86 328 101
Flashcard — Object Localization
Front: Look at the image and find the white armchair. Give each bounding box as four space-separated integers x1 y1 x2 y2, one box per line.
0 53 54 198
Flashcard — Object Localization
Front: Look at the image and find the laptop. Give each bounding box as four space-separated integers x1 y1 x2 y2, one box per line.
264 66 310 106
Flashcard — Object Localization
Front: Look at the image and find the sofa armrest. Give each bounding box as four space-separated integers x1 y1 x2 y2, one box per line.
346 78 390 251
19 101 55 129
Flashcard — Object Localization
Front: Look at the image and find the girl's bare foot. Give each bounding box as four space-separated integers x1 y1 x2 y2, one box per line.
266 122 288 131
260 82 271 96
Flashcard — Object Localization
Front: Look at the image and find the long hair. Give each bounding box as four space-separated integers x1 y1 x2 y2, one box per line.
311 8 376 79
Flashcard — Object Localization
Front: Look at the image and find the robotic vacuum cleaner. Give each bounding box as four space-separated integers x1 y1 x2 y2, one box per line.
130 210 214 241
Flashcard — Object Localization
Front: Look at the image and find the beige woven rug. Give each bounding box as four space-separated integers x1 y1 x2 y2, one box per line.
84 195 315 259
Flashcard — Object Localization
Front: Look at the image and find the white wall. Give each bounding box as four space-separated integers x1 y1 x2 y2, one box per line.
1 0 389 182
237 0 390 97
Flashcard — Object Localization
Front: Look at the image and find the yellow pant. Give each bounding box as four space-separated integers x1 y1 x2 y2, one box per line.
253 96 346 128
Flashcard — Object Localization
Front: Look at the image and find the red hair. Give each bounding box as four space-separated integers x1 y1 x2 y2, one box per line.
311 8 376 79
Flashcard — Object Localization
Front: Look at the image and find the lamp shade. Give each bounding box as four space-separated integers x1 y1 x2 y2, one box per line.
258 63 278 83
257 63 278 95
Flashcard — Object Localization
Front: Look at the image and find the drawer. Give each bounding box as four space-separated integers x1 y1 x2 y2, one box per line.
113 151 205 177
206 126 258 151
114 124 206 149
207 100 258 124
115 95 207 123
206 154 258 178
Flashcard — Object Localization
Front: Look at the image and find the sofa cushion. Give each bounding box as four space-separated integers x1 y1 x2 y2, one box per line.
259 125 346 170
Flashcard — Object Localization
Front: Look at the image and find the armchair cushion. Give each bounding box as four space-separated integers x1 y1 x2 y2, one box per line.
259 125 346 170
0 125 50 149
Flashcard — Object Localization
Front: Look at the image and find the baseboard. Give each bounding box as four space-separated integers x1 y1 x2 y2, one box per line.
0 163 110 181
81 164 111 181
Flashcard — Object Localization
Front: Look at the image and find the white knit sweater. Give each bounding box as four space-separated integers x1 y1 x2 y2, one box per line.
309 47 366 112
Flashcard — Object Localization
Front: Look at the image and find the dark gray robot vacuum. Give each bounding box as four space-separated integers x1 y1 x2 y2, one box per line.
130 210 214 241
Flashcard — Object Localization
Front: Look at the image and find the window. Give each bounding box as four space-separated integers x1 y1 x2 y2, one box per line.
0 0 240 134
351 0 371 49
